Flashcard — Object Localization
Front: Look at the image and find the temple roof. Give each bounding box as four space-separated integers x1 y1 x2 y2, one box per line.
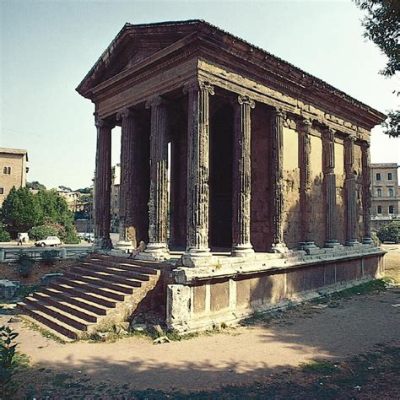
76 20 386 127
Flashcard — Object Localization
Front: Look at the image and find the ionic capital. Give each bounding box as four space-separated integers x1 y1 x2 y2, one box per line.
145 95 166 109
298 118 312 133
346 134 357 144
116 108 134 122
95 116 113 129
183 80 215 96
238 95 255 109
322 126 335 142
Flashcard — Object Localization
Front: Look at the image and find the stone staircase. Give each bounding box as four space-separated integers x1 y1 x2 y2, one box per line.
19 254 163 341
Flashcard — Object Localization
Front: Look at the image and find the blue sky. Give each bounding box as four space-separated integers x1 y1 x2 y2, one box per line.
1 0 399 189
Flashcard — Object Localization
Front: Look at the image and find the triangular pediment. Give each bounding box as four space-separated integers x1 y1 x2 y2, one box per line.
77 20 203 97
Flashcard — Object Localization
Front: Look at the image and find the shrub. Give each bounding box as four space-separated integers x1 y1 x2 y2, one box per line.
377 221 400 243
29 224 59 240
0 325 19 397
16 253 35 278
0 226 10 242
63 225 80 244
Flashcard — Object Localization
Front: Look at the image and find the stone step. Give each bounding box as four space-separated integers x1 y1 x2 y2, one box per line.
48 283 117 308
40 287 108 315
32 292 99 322
20 303 80 340
55 278 126 301
70 266 145 287
79 262 151 281
88 255 160 274
62 272 138 295
23 297 89 330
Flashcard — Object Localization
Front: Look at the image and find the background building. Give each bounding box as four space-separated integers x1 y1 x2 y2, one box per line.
370 163 400 231
0 147 28 206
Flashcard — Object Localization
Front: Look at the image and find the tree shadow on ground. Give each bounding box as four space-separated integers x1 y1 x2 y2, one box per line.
10 287 400 399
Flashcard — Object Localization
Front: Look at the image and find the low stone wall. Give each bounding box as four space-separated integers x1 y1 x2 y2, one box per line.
166 246 385 333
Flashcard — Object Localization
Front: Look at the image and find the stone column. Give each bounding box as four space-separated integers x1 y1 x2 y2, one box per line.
232 95 255 257
144 96 169 259
361 141 373 244
322 127 339 248
345 135 360 246
298 118 316 249
115 108 136 252
270 108 287 253
94 116 113 249
182 80 214 267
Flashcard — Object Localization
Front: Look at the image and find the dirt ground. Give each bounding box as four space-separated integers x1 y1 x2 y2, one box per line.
1 245 400 399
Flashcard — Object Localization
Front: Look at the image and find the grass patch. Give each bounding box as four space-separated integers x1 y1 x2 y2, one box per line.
21 319 67 344
300 360 338 374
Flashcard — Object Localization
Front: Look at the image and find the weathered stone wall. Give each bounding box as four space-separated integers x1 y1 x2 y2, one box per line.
167 251 385 333
308 133 325 247
251 105 272 251
335 140 346 244
282 127 300 248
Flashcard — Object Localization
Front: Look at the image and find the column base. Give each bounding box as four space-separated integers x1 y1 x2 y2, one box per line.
270 242 288 254
231 244 254 257
139 242 169 261
324 240 340 248
362 236 374 245
298 241 318 250
345 239 361 247
114 240 135 253
181 248 213 267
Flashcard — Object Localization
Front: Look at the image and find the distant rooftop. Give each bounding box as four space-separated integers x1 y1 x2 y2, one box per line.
370 163 399 168
0 147 28 161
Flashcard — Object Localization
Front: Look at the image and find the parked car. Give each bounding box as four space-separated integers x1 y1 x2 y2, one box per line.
84 233 95 243
35 236 62 247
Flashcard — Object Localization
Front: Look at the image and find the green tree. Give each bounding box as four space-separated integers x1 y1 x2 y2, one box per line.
1 187 42 235
26 181 46 191
36 189 73 226
355 0 400 136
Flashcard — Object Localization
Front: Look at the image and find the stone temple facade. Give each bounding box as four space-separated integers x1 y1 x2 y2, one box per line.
77 20 386 332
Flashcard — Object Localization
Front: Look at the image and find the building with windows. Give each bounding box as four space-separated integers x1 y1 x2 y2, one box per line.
0 147 29 206
371 163 400 230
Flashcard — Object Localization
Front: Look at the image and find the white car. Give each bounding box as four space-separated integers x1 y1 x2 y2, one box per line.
35 236 62 247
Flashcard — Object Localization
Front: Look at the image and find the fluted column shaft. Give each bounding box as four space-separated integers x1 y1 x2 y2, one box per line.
361 142 373 244
345 135 359 245
185 81 214 259
232 95 255 256
323 127 338 247
94 117 113 249
117 108 137 248
146 97 169 255
270 108 287 252
299 119 314 246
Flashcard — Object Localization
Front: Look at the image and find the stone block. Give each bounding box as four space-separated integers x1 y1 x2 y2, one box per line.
193 284 206 314
0 280 18 299
210 279 229 312
236 277 251 308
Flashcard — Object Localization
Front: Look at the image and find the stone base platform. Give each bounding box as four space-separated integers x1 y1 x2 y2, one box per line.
166 244 386 333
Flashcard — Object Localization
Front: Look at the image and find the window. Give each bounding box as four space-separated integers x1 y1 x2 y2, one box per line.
0 188 3 194
389 205 394 214
389 188 394 197
376 173 381 181
388 173 393 180
377 205 382 214
3 166 11 175
377 188 382 197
